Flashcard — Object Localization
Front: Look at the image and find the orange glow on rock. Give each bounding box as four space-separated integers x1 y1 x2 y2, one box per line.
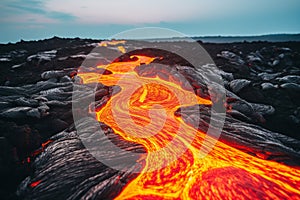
41 140 53 149
78 54 300 199
30 180 42 188
31 140 53 157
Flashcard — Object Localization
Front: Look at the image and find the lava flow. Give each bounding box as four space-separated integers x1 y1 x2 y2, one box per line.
78 53 300 199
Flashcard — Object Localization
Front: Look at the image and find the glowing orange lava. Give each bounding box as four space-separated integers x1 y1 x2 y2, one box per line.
99 40 126 47
78 55 300 199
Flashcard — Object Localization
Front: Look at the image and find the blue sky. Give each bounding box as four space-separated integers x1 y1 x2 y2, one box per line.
0 0 300 43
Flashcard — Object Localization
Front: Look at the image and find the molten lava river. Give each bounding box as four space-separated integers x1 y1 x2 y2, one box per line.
78 53 300 199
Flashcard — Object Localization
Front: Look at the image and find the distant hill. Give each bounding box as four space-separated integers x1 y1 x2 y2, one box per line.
136 34 300 43
2 34 300 45
192 34 300 43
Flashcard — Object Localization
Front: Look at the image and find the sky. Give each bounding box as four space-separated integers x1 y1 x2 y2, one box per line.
0 0 300 43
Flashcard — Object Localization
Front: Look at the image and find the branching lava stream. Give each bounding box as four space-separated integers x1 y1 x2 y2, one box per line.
78 54 300 200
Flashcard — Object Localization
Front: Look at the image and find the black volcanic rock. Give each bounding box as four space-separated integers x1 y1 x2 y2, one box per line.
229 79 251 93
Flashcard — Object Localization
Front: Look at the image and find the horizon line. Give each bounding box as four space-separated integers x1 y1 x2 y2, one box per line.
1 32 300 45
